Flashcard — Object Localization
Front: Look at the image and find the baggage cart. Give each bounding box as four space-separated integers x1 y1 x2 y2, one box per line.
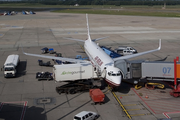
89 89 105 105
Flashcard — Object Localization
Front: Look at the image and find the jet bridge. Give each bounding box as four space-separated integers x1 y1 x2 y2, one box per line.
115 57 180 97
115 59 180 80
114 59 144 80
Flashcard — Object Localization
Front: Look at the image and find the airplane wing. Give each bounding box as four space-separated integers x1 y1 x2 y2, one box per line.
113 39 161 61
22 48 88 63
63 37 85 42
92 36 109 42
63 36 109 42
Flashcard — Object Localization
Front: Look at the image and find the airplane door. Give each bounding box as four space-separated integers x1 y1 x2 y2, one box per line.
101 68 107 78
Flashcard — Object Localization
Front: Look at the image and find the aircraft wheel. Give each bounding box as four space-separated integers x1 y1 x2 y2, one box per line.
94 115 99 120
69 88 76 94
58 89 63 94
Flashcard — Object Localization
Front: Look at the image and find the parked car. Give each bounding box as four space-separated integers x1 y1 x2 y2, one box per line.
74 111 99 120
114 46 137 55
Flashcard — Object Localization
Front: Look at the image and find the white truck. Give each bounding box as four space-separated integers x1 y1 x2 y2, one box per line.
114 46 137 55
53 63 97 82
2 54 20 78
53 63 101 94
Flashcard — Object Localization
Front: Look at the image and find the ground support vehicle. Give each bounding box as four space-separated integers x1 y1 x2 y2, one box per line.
48 48 56 54
38 60 51 66
53 60 74 65
75 55 88 60
41 47 56 54
41 47 49 54
101 46 121 58
2 54 20 78
74 111 99 120
89 89 105 105
56 80 100 94
53 64 98 82
115 57 180 97
55 53 62 57
54 63 101 94
114 46 137 55
52 53 62 64
54 60 62 64
36 72 53 81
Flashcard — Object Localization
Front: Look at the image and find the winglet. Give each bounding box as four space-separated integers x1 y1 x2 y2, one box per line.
158 39 161 50
86 14 91 41
21 44 26 55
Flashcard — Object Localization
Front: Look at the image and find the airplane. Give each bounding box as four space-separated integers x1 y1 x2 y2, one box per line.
22 14 161 88
4 11 17 16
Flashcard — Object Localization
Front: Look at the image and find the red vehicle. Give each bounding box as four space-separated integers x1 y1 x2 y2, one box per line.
89 89 105 105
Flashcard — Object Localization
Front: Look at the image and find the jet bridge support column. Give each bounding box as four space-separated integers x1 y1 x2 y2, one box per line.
170 56 180 97
174 58 177 90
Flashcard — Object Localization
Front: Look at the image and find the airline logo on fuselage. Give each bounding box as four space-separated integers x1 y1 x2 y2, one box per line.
94 56 103 66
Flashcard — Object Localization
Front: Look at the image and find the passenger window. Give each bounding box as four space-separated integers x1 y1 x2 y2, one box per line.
89 113 93 116
83 116 85 120
85 114 89 118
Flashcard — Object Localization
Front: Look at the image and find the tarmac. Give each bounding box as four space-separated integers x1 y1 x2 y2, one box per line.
0 12 180 120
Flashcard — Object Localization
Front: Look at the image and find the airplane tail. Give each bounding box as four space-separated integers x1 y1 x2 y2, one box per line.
63 14 108 42
86 14 91 41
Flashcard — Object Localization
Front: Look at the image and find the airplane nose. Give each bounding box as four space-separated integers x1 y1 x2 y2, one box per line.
116 75 122 85
112 75 122 86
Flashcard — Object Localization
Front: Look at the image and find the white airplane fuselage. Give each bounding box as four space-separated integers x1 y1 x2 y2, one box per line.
84 39 122 87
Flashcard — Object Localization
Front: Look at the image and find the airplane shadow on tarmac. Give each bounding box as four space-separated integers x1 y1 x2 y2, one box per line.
116 81 133 94
16 61 27 77
102 80 132 94
0 103 46 120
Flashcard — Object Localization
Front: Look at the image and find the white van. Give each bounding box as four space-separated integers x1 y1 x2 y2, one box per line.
3 54 20 78
74 111 99 120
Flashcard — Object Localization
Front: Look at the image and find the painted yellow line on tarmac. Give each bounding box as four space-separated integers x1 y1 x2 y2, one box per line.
112 91 132 119
130 114 146 117
130 113 151 117
117 94 135 96
126 108 145 111
123 104 141 106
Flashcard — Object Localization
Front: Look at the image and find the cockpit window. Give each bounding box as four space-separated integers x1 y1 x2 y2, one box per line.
117 73 121 76
112 74 116 76
108 72 121 76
